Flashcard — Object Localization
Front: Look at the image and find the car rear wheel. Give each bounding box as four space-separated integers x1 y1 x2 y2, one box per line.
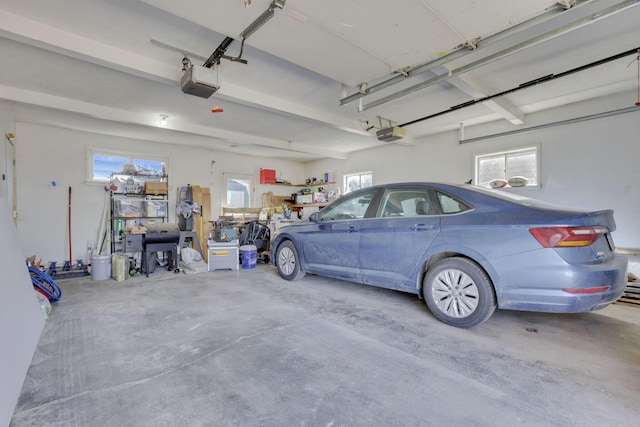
276 240 306 281
423 257 496 328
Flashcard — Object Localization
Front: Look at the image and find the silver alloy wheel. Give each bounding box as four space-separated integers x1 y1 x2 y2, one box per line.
278 246 297 276
431 268 479 318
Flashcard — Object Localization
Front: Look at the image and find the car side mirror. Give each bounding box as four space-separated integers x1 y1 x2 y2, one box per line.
309 212 320 222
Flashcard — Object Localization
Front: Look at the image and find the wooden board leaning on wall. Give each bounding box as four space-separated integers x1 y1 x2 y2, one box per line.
176 185 211 262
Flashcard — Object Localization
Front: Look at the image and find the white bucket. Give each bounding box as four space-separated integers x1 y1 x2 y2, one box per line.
91 255 111 281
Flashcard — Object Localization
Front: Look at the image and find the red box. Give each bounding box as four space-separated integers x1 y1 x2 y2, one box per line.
260 169 276 184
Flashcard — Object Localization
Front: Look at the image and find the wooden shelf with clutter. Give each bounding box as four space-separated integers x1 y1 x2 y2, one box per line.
259 167 336 188
263 181 336 187
290 203 329 208
220 207 262 222
262 189 335 209
262 191 293 208
259 172 339 224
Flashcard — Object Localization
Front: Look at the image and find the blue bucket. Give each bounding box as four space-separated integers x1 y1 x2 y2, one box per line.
239 245 257 269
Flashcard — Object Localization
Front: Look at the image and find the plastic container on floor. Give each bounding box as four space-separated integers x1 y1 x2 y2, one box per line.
111 253 128 281
239 245 257 269
91 255 111 281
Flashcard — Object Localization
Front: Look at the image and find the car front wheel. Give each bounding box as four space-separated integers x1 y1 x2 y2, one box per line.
275 240 306 281
423 257 496 328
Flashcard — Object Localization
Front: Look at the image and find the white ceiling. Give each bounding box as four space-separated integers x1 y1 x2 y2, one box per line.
0 0 639 161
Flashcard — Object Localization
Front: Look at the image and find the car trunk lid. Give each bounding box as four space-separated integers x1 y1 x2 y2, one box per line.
529 209 617 264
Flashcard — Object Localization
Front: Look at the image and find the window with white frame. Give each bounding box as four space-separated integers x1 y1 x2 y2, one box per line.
343 171 372 194
222 172 253 209
475 146 539 188
88 149 167 183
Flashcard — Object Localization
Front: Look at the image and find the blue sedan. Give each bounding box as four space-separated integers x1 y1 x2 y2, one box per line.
270 183 628 328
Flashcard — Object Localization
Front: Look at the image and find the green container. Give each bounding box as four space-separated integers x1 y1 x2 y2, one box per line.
114 219 124 238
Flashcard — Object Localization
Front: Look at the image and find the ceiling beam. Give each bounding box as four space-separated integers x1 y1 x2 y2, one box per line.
0 9 369 138
0 85 349 159
445 72 525 125
0 9 178 84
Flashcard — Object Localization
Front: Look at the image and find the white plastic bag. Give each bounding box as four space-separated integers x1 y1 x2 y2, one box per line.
181 247 203 265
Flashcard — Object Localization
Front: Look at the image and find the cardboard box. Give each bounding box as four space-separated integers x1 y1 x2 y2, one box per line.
144 181 168 195
260 169 276 184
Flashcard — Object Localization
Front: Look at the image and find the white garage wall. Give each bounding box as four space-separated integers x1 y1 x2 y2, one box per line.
307 97 640 249
8 92 640 262
0 198 45 426
14 123 304 264
0 104 16 200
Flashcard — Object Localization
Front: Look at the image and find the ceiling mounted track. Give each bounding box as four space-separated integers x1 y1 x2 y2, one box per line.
198 0 286 68
399 46 640 129
203 36 236 68
348 0 640 112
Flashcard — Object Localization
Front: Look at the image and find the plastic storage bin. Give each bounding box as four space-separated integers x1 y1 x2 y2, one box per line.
260 169 276 184
142 200 168 218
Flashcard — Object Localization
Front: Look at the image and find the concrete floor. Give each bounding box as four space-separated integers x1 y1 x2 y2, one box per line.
11 264 640 426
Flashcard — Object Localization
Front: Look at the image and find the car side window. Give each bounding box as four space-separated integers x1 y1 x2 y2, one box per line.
436 191 472 214
380 189 435 217
320 190 376 221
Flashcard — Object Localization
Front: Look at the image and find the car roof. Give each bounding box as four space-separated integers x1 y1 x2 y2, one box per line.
349 182 584 214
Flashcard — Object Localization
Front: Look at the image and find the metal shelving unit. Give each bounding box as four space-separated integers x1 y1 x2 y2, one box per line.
109 173 168 254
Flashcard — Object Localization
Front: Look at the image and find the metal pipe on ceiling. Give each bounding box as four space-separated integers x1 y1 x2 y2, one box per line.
239 0 285 40
200 0 286 68
339 0 590 106
458 105 639 144
358 0 640 112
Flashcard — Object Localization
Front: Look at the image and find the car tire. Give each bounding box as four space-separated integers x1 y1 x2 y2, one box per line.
423 257 496 328
275 240 306 281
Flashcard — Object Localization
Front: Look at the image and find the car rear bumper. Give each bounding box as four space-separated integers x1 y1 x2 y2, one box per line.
490 252 628 313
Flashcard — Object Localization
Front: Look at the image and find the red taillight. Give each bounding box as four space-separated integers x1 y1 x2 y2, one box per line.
529 226 608 248
562 286 610 294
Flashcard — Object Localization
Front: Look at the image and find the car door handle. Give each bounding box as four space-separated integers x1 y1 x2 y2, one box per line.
347 226 358 233
411 224 435 231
